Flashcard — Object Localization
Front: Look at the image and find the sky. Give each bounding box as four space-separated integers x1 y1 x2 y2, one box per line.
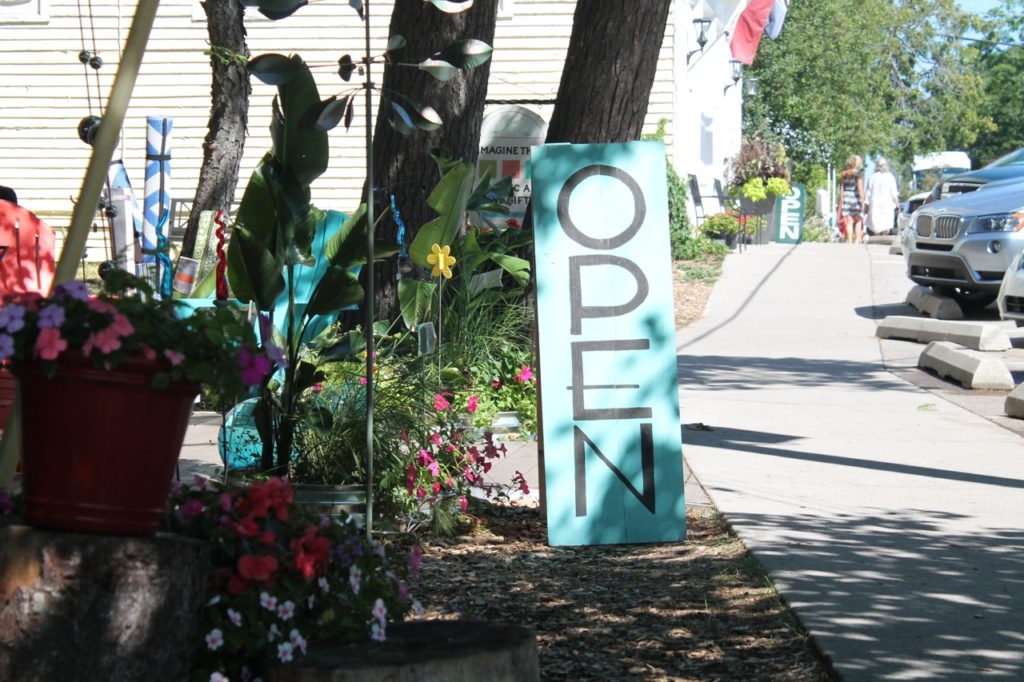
955 0 1002 14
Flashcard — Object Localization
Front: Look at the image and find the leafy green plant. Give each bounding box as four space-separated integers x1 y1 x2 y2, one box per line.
700 212 741 238
729 136 791 200
799 216 835 243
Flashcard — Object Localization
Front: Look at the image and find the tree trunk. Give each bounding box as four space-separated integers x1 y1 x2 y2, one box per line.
545 0 671 144
180 0 250 258
362 0 497 323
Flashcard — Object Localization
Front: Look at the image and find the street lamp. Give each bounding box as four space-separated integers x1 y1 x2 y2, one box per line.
686 18 712 63
723 59 743 94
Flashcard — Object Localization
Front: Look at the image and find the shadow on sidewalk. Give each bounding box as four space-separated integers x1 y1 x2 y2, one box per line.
677 354 917 393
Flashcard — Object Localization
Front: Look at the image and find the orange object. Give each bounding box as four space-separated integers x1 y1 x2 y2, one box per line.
0 199 56 295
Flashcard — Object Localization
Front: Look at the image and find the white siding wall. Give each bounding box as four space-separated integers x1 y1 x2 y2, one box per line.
0 0 682 262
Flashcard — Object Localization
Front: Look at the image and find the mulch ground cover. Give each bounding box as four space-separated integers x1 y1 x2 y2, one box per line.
415 502 837 681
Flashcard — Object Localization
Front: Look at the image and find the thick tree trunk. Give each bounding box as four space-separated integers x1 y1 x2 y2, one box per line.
181 0 250 258
545 0 671 144
362 0 497 323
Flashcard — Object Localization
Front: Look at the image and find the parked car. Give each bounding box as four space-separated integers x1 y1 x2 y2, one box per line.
997 250 1024 325
902 178 1024 309
897 191 930 233
925 146 1024 203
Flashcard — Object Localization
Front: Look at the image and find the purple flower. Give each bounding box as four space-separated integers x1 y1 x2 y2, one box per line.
0 305 25 334
56 281 90 301
238 347 272 385
36 304 64 329
265 340 288 369
0 334 13 362
178 498 204 522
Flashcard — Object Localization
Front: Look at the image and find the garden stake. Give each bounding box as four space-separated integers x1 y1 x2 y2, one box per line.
13 218 21 275
362 0 376 541
214 210 228 301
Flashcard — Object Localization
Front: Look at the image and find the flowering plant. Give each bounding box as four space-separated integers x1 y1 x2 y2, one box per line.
165 476 416 682
401 392 529 531
461 362 538 436
0 270 267 406
728 136 792 201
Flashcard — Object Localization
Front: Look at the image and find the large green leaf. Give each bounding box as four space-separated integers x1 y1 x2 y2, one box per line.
408 161 475 266
398 278 436 329
489 253 531 286
272 56 329 186
435 39 492 70
234 155 278 249
467 172 512 211
305 266 363 316
390 92 443 132
248 53 305 85
324 204 367 268
227 227 285 310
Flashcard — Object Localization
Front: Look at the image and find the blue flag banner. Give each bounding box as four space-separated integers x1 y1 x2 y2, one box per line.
531 141 685 546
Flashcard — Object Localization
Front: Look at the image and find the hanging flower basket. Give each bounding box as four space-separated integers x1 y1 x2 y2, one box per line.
17 353 198 535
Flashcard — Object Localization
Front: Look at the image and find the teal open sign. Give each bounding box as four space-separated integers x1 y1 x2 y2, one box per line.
531 141 685 546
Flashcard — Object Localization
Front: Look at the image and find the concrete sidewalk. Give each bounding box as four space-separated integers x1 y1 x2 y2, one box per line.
678 243 1024 679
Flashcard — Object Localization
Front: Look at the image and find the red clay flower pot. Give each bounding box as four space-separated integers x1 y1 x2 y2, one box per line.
16 354 198 535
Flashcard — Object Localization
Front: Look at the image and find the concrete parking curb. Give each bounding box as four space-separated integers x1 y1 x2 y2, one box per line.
877 315 1012 351
918 340 1015 390
906 285 964 320
1005 384 1024 418
889 241 902 255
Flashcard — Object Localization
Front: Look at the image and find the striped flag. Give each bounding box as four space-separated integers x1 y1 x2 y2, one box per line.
729 0 775 66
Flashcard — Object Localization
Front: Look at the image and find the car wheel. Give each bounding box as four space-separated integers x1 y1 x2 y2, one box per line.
934 286 997 310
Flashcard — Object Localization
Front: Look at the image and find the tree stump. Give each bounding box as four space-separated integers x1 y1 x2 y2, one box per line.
266 620 539 682
0 524 209 681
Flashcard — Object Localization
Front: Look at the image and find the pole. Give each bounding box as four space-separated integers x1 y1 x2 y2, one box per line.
0 0 163 488
363 0 376 541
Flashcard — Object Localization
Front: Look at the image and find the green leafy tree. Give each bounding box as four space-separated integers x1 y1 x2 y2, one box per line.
746 0 990 166
970 0 1024 165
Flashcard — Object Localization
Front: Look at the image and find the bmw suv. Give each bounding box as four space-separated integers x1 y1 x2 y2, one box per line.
902 179 1024 309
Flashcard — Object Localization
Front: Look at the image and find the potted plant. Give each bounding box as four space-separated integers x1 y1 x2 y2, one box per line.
0 270 268 534
164 475 415 681
728 136 792 217
699 211 742 248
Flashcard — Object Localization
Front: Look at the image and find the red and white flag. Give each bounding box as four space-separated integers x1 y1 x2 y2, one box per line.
729 0 775 66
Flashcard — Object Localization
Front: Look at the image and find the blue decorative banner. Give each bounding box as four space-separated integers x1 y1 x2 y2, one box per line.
531 141 685 546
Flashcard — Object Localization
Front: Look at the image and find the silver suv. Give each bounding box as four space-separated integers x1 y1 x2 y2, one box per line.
902 179 1024 309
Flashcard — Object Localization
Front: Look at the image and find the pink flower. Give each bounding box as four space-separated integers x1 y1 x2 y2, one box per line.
406 463 417 494
277 641 295 663
372 598 388 624
360 376 368 385
433 393 450 411
178 498 204 521
429 433 442 446
432 482 441 494
140 345 157 361
371 623 386 642
458 496 469 511
227 608 242 627
83 328 122 355
260 591 278 611
164 349 185 366
205 628 224 651
311 382 323 394
34 327 67 360
491 380 502 388
219 493 233 511
466 395 480 413
416 486 426 499
277 600 295 620
87 298 118 315
513 365 533 383
418 450 434 466
109 313 134 337
514 470 530 495
428 461 440 478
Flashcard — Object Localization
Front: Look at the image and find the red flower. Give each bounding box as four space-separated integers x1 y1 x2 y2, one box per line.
229 514 260 538
290 526 332 580
227 574 249 596
238 554 279 582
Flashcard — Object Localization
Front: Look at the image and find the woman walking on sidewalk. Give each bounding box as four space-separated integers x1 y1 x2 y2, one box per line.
838 155 865 243
865 157 900 236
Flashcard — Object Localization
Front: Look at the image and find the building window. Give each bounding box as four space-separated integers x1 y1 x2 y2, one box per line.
0 0 49 23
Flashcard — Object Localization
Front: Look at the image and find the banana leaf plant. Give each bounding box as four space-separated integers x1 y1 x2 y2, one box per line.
398 151 529 332
227 54 399 473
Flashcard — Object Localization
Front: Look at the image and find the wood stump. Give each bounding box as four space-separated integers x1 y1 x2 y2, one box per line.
0 524 209 681
266 620 539 682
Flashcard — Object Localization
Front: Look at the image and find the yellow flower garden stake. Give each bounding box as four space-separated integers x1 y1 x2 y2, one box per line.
426 243 456 279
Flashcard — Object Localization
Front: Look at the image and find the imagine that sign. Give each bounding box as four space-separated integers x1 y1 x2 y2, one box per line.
531 141 685 546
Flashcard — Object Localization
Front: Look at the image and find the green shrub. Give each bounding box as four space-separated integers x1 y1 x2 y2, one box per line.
800 216 835 243
674 234 729 260
699 212 741 238
645 119 692 260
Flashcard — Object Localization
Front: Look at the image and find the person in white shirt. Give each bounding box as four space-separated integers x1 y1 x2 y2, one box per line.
865 158 900 236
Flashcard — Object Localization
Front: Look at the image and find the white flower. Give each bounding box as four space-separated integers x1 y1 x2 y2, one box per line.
317 576 330 593
227 608 242 627
268 623 281 642
277 641 295 663
206 595 221 607
260 591 278 611
209 672 229 682
307 595 316 609
349 565 362 595
277 600 295 621
289 628 308 655
371 622 386 642
205 628 224 651
372 598 387 624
